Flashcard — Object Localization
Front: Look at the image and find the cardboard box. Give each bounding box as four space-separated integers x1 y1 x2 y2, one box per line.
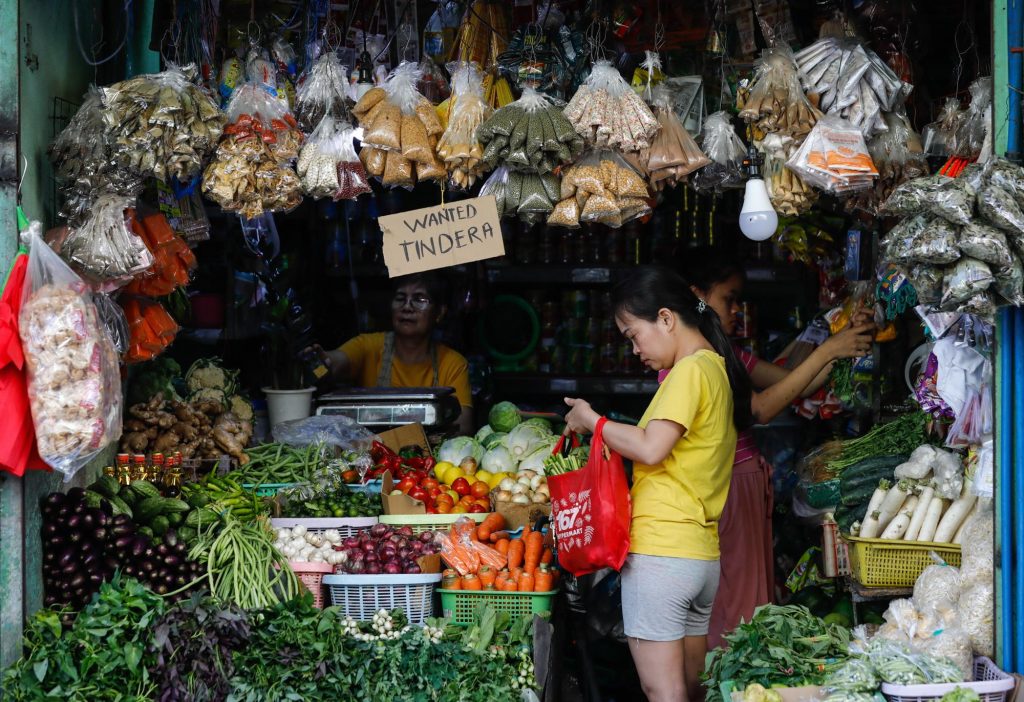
415 553 442 574
381 470 427 515
492 500 551 531
376 424 430 454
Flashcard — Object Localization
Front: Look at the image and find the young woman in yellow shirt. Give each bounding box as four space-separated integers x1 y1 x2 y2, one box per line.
563 266 752 702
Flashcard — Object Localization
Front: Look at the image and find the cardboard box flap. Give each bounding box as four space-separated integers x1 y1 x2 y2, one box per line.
382 470 427 515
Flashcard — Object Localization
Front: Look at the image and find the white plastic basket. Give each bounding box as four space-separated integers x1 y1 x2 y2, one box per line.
881 658 1014 702
322 572 442 624
271 517 378 541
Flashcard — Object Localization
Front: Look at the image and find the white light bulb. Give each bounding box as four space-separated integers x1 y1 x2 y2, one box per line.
739 178 778 241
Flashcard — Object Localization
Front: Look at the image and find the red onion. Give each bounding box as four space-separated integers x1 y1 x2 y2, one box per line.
397 526 414 538
398 548 411 560
361 541 377 554
406 564 422 574
365 563 381 574
343 537 360 549
383 563 402 575
369 524 388 539
419 531 435 543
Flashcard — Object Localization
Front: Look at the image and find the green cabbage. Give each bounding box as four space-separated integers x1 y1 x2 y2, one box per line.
481 445 516 474
474 424 495 443
437 437 484 465
505 423 552 459
518 439 557 473
521 417 553 433
482 432 507 450
488 401 522 433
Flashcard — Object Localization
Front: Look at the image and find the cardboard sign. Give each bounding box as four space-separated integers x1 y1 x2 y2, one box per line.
378 195 504 277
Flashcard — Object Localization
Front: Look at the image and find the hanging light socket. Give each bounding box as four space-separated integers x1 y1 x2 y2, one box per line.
738 146 778 241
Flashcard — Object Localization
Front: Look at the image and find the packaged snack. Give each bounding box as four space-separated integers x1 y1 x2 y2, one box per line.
691 111 747 193
786 115 879 194
564 60 660 152
436 62 493 190
740 46 820 139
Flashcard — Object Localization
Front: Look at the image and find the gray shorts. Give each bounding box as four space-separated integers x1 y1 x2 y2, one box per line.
621 553 720 641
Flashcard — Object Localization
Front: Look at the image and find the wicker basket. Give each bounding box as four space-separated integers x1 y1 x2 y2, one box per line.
881 658 1013 702
439 588 557 625
378 512 488 535
289 561 334 608
323 573 442 624
842 535 961 588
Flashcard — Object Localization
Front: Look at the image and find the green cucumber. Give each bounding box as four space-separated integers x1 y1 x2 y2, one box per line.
92 475 121 499
136 496 168 523
129 480 162 500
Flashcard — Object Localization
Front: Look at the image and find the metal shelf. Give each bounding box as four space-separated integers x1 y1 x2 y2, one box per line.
492 374 659 396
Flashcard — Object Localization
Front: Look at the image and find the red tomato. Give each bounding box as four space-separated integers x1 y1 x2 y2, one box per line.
470 481 490 499
452 477 471 497
468 503 487 513
422 478 440 491
408 486 428 503
397 478 416 494
427 486 443 500
407 470 427 485
425 505 439 514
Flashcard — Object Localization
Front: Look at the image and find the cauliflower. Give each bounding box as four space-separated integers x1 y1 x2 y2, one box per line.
190 387 228 405
229 394 254 422
185 358 238 397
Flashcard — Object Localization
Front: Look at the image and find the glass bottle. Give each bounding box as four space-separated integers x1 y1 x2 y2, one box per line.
130 455 146 484
164 459 183 498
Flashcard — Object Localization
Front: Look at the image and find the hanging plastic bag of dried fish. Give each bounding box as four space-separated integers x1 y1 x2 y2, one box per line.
994 255 1024 306
691 111 747 193
645 86 710 191
879 175 974 225
881 214 960 266
564 60 660 153
48 87 145 226
786 115 878 194
99 64 226 184
293 52 353 131
922 98 965 159
984 158 1024 196
19 226 123 481
953 77 992 160
844 111 928 215
941 257 994 310
977 183 1024 251
58 194 154 286
202 83 304 219
739 46 820 140
353 62 446 188
436 62 492 190
476 86 582 174
794 38 912 139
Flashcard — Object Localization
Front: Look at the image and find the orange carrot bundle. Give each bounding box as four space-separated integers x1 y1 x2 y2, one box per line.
534 565 555 592
479 565 498 588
517 571 535 592
477 513 506 541
461 573 482 590
123 297 179 363
437 532 480 575
469 539 507 570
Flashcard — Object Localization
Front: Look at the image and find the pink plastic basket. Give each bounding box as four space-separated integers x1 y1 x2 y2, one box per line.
881 658 1014 702
289 561 334 608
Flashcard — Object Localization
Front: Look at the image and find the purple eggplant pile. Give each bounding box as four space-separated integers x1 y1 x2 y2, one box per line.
41 487 202 608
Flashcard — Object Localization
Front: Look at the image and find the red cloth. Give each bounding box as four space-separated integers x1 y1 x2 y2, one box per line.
0 252 47 476
707 455 774 648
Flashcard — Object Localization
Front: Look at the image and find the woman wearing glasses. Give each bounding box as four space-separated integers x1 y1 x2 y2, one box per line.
312 272 474 435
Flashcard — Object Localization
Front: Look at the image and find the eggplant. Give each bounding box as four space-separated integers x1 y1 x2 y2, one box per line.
112 535 134 551
58 549 77 568
130 538 148 559
164 555 181 568
81 512 94 530
110 523 134 538
144 548 154 559
156 544 169 557
62 562 78 576
112 514 131 527
93 527 107 542
124 565 137 577
88 573 103 585
44 492 66 507
156 567 170 580
155 584 169 595
82 553 98 569
67 487 85 501
141 561 155 574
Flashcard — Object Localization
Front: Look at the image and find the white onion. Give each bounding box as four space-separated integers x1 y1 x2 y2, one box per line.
499 478 516 491
533 493 550 505
530 474 545 490
309 551 326 563
495 489 513 502
512 494 530 504
535 484 550 497
518 469 537 480
511 483 529 496
306 534 325 548
323 529 341 544
276 528 291 540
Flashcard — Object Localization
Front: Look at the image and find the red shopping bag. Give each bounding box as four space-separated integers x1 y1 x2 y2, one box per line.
548 418 631 575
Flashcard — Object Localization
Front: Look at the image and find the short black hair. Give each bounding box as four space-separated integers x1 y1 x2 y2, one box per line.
392 272 448 307
676 246 746 294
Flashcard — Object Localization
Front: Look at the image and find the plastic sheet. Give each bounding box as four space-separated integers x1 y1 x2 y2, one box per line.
994 256 1024 306
913 564 961 617
977 184 1024 244
953 77 992 160
922 98 964 158
19 229 122 480
272 414 375 453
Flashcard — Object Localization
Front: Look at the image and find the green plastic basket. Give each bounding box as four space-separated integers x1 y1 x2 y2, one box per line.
379 512 487 535
439 589 557 625
242 483 297 497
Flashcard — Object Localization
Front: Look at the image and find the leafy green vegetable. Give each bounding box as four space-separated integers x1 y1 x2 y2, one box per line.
704 605 851 702
1 575 165 700
823 412 931 477
127 356 183 406
941 688 981 702
488 401 522 433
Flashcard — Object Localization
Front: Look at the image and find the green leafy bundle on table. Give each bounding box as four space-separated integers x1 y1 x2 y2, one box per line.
704 604 851 702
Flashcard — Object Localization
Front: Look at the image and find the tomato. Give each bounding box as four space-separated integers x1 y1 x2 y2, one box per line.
470 481 490 499
408 487 428 503
427 486 443 500
435 494 454 509
451 477 471 497
473 498 490 510
422 478 440 491
451 504 468 514
341 470 359 483
425 505 439 514
459 495 476 506
468 503 487 513
397 478 416 494
407 470 428 485
436 502 452 514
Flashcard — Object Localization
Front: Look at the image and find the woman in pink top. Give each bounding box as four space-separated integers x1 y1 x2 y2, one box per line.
673 248 874 648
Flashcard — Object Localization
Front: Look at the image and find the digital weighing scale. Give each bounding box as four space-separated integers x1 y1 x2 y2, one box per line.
314 387 462 430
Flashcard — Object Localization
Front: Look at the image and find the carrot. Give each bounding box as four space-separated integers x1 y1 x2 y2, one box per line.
495 538 510 556
495 571 509 591
442 574 461 590
489 531 512 543
540 547 553 565
524 531 544 574
477 513 506 541
470 540 507 570
509 566 524 582
461 574 482 590
502 576 519 592
517 571 535 592
534 566 555 592
479 566 498 588
507 538 525 571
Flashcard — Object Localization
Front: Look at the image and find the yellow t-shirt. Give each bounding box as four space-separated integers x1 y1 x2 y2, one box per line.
629 349 737 560
339 333 473 408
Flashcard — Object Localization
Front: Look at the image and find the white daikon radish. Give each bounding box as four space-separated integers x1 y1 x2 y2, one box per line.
863 480 910 538
934 478 977 543
881 495 919 539
858 481 891 538
917 497 948 542
953 500 980 544
904 485 934 541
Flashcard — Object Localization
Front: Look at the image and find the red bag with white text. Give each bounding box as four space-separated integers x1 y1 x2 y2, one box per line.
548 418 631 575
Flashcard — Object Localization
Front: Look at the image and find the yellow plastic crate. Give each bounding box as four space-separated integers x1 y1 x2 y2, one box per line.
842 535 961 588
